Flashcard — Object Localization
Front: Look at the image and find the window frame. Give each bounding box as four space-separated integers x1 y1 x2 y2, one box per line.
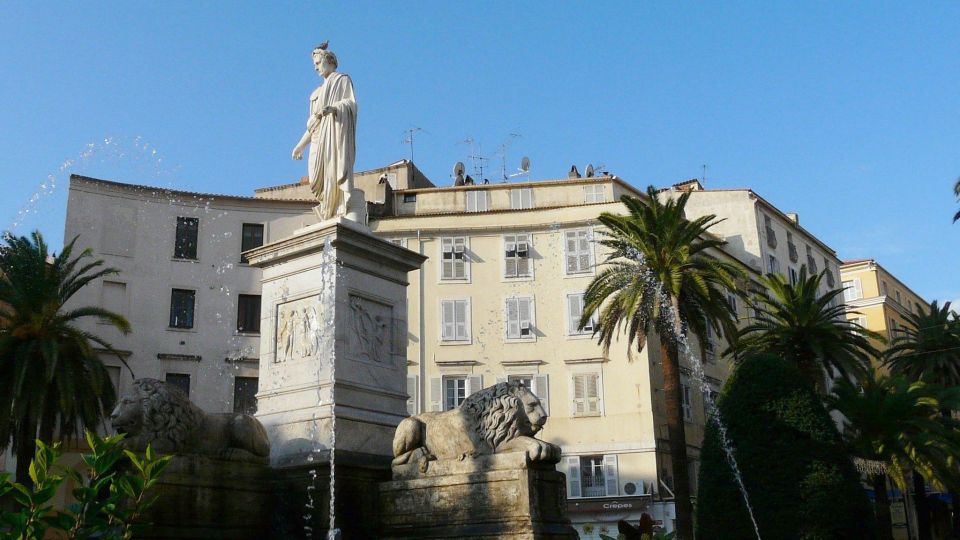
169 288 197 329
509 187 533 209
439 298 472 344
232 376 258 415
504 296 536 341
236 294 262 334
443 376 468 411
566 292 597 337
239 223 265 264
570 371 603 417
502 233 533 280
842 278 863 302
165 372 191 397
439 236 469 282
173 216 200 260
583 184 606 203
564 228 595 276
465 190 489 212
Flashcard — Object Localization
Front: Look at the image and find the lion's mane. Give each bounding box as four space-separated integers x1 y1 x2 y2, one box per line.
461 382 528 451
131 378 204 453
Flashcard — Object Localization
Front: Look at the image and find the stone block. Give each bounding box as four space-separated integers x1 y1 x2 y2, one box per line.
379 452 579 539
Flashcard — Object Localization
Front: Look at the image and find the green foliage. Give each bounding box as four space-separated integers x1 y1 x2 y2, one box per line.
885 300 960 386
696 354 876 540
827 371 960 492
0 231 131 483
0 431 171 539
729 267 881 389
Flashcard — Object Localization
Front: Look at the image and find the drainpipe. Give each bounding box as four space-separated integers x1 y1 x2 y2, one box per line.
418 229 426 413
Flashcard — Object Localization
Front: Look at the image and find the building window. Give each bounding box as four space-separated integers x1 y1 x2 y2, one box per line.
506 374 550 415
763 214 777 249
583 184 606 203
842 278 863 302
237 294 261 333
681 383 693 421
106 365 122 397
853 316 867 329
440 299 470 342
567 293 596 335
240 223 264 263
165 373 191 397
566 455 619 498
504 234 532 278
440 237 467 280
233 376 258 415
806 246 818 273
881 281 888 296
788 267 799 286
174 217 199 260
767 255 780 275
726 291 738 316
505 297 534 339
510 188 533 209
402 193 416 203
406 375 419 415
169 289 196 329
895 290 902 305
571 372 602 417
466 190 489 212
444 376 468 410
889 319 899 341
787 232 798 263
389 238 406 248
565 229 593 274
703 322 716 364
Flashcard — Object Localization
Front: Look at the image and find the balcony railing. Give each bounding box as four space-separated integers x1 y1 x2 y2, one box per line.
582 473 607 497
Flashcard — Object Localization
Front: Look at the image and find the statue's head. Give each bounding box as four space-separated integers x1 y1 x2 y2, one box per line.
313 42 338 76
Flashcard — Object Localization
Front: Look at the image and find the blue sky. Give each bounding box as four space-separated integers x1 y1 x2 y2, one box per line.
1 2 958 302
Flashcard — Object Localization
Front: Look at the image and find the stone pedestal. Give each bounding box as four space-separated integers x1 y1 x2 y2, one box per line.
379 453 579 539
245 217 425 538
137 455 273 539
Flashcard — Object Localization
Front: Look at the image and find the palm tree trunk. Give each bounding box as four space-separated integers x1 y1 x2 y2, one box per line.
872 473 893 540
914 470 931 540
14 422 36 487
660 338 694 540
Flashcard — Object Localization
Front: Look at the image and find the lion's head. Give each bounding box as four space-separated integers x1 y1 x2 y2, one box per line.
461 381 548 451
110 378 204 451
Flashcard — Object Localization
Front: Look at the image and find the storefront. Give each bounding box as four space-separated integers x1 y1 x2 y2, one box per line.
567 496 675 539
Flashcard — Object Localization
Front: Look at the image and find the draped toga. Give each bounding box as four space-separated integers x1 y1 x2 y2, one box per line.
308 71 357 220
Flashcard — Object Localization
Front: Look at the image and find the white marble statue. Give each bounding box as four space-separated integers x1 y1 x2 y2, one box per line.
292 41 358 221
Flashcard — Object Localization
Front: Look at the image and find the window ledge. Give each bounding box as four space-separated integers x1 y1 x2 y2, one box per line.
171 257 200 263
166 327 197 333
564 357 608 365
566 333 595 340
572 413 602 418
501 359 544 367
235 331 261 337
439 340 472 346
436 359 480 367
505 337 537 343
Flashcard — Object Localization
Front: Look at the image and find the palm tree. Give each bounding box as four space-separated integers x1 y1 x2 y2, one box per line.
729 267 881 391
827 372 960 540
581 187 743 540
886 300 960 539
0 231 130 484
953 177 960 223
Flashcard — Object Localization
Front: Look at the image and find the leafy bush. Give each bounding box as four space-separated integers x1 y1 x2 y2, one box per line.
0 431 171 539
696 354 876 540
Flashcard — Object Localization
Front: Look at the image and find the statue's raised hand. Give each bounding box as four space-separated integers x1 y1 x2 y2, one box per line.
292 145 304 160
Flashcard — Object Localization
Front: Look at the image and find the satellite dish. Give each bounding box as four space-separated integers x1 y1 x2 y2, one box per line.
520 156 530 172
453 161 465 177
585 163 595 178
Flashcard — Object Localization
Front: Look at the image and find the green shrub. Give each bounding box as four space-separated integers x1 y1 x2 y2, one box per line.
696 354 875 540
0 431 171 539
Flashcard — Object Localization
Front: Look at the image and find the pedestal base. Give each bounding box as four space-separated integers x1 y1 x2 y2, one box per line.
270 452 390 540
137 455 272 539
379 453 579 539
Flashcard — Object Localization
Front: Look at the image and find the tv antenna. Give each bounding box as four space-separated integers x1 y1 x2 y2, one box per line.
508 156 531 180
461 137 489 180
401 127 428 162
498 133 522 182
701 164 708 184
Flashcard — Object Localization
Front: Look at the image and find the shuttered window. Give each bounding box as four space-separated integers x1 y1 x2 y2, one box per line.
510 188 533 209
504 234 532 278
406 375 419 415
567 454 619 498
681 382 693 421
565 229 593 274
583 184 605 203
566 293 596 335
440 299 470 342
440 237 467 280
505 297 534 339
466 190 489 212
572 373 601 416
842 278 863 302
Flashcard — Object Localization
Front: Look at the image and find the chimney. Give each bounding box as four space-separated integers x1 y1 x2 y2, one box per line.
786 213 799 225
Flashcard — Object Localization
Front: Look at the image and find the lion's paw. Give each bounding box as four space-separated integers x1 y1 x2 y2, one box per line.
525 439 560 462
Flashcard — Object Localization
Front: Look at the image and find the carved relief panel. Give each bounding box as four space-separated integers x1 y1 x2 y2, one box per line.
348 294 393 366
274 296 322 363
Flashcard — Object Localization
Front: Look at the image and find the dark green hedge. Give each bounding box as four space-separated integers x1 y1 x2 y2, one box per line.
695 354 875 540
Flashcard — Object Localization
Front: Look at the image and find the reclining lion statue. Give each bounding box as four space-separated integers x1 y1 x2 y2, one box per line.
111 378 270 463
392 381 560 468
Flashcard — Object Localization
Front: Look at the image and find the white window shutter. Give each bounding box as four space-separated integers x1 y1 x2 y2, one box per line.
406 375 419 415
578 232 591 271
506 298 520 338
519 298 532 336
567 294 581 334
430 377 442 411
565 232 578 273
572 374 585 415
441 301 454 340
455 300 468 340
468 375 483 395
533 374 549 415
603 454 619 496
566 456 581 498
517 254 530 277
854 278 863 300
587 374 600 414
